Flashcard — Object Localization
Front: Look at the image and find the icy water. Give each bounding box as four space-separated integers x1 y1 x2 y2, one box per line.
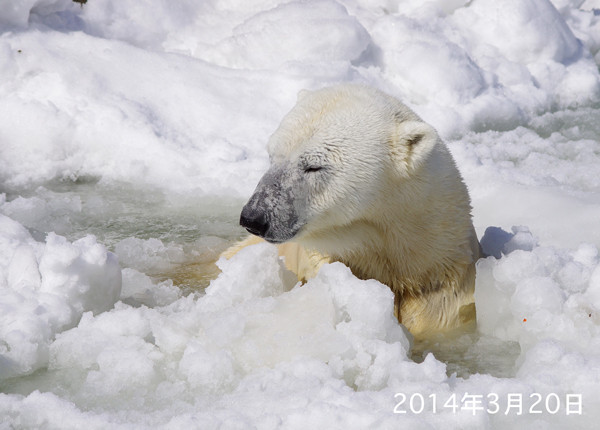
1 181 246 291
1 181 244 247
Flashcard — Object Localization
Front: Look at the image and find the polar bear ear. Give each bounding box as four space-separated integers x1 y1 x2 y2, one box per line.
390 120 439 174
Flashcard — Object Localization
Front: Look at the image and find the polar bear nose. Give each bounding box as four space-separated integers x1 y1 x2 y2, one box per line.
240 207 269 237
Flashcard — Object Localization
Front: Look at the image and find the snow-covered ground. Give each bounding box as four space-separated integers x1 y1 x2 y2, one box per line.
2 0 600 428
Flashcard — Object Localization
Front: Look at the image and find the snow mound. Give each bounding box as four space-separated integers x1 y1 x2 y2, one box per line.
0 215 121 380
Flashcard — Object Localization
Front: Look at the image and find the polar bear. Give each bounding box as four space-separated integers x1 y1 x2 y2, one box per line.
225 84 481 337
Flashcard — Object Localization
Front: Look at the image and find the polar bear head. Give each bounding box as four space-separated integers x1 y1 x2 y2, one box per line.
240 84 444 247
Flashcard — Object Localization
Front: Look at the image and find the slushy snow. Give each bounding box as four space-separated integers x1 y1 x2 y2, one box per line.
1 0 600 428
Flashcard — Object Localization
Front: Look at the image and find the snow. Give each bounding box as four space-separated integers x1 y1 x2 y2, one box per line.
0 215 120 381
1 0 600 428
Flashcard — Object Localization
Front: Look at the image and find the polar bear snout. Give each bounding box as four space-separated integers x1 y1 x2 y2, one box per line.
240 165 308 244
240 196 302 244
240 205 270 237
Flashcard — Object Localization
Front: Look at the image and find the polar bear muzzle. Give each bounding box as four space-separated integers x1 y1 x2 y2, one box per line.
240 164 307 243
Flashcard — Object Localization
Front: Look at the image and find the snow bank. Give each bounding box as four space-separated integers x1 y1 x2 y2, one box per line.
448 108 600 249
0 215 121 380
477 230 600 351
475 236 600 425
0 29 283 197
2 234 599 428
2 0 600 196
37 245 412 425
0 0 71 29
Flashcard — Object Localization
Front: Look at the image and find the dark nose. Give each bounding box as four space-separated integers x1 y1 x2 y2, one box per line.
240 206 269 237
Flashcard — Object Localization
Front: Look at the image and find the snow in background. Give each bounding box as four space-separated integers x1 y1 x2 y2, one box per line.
1 0 600 428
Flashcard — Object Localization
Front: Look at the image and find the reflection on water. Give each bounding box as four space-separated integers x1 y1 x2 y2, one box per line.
3 180 241 243
411 322 521 379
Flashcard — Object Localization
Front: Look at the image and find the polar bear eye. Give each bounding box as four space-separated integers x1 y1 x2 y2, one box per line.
303 166 323 173
300 153 326 174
